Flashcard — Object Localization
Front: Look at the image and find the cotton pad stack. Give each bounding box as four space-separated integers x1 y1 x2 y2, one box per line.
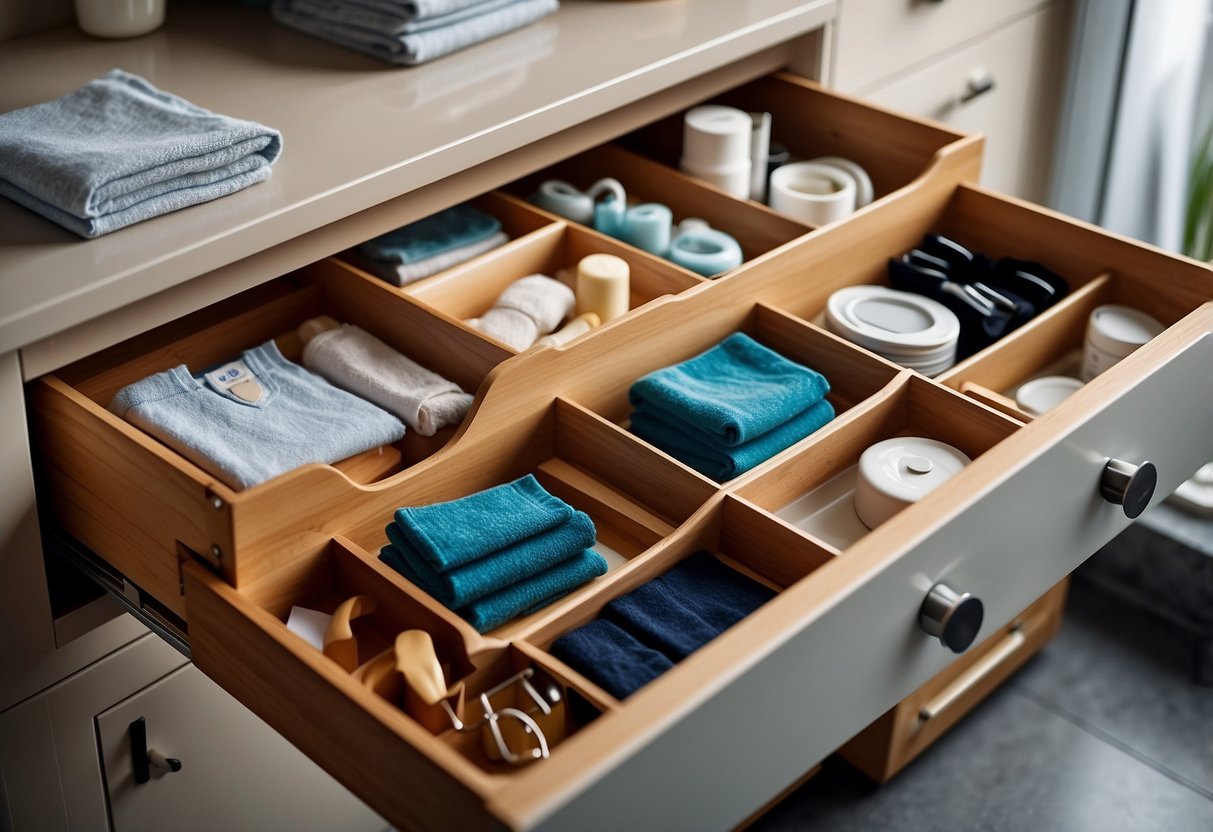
272 0 559 66
825 286 960 376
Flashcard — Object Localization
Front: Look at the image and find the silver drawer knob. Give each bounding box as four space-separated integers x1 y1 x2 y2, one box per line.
1099 458 1156 519
919 583 984 653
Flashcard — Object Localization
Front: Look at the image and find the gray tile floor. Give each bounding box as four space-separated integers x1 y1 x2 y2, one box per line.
754 580 1213 831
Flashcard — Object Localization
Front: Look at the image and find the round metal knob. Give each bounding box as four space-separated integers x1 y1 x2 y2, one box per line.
1099 458 1156 519
919 583 984 653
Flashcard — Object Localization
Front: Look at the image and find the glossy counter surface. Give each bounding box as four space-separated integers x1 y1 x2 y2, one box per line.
0 0 832 356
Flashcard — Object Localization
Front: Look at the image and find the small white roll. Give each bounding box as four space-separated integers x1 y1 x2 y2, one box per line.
768 162 857 226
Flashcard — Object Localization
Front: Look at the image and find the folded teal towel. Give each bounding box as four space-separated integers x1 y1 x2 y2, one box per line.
383 544 607 632
0 70 281 238
631 399 835 481
358 203 502 265
628 333 830 446
382 509 595 608
393 474 573 571
461 548 607 632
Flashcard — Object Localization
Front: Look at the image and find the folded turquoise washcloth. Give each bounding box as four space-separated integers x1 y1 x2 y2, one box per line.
460 548 607 632
358 203 502 265
628 333 830 447
630 399 835 481
0 70 281 238
383 544 606 632
393 474 573 571
382 509 595 608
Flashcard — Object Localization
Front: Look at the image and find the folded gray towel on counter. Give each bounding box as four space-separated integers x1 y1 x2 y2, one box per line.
291 0 518 35
273 0 558 66
0 69 282 239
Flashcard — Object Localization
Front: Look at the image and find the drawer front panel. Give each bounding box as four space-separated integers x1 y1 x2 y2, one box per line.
497 315 1213 831
835 0 1049 92
859 4 1068 202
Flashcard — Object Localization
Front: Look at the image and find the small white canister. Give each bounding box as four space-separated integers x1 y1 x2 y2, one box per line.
1080 304 1164 381
854 437 971 530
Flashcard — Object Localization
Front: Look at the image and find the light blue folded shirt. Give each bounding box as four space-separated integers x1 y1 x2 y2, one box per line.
273 0 558 65
109 340 404 490
0 70 282 238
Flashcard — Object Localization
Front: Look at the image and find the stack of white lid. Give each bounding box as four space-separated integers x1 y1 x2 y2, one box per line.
824 286 960 376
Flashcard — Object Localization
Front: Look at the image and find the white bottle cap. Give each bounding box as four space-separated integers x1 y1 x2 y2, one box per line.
854 437 971 529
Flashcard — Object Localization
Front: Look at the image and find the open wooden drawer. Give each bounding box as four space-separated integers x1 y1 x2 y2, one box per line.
24 75 1213 830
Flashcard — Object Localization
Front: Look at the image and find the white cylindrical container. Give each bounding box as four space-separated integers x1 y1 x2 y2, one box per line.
681 105 753 199
575 254 630 323
76 0 165 38
854 437 971 530
768 162 857 225
1080 304 1164 381
1014 375 1084 417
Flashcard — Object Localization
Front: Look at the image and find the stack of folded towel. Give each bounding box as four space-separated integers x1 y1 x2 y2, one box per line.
550 551 776 699
273 0 559 66
379 474 608 631
349 204 509 287
627 333 835 481
0 69 282 239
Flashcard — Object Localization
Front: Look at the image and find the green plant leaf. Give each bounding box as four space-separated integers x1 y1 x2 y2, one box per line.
1185 125 1213 262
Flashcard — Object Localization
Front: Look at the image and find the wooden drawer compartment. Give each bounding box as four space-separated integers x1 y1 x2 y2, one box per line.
402 208 706 354
30 260 512 617
839 578 1069 782
504 143 810 269
619 72 981 226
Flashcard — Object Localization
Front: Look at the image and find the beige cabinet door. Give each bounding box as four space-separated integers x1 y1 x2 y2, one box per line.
95 664 387 832
860 4 1070 203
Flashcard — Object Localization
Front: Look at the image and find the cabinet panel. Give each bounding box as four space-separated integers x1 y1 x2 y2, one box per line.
835 0 1048 92
95 664 386 832
860 4 1069 202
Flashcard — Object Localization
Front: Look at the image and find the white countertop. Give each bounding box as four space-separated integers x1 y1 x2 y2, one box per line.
0 0 833 355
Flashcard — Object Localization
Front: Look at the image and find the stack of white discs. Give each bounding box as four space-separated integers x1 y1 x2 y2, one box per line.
824 286 960 376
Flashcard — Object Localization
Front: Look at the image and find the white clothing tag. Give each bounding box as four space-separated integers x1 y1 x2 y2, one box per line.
205 359 263 402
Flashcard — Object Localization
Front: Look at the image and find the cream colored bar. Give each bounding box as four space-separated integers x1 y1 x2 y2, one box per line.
0 0 833 359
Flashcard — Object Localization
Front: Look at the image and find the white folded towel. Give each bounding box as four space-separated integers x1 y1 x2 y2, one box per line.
466 274 575 350
302 323 472 436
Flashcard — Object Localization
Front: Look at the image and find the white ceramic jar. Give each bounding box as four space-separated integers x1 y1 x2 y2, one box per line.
76 0 166 38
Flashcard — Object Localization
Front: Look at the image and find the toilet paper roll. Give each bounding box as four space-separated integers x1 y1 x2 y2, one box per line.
680 158 752 199
768 162 857 226
808 156 874 208
681 105 753 170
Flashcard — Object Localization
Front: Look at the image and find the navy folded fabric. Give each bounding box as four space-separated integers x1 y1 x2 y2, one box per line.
601 552 776 661
628 333 830 446
630 397 835 481
550 618 675 700
393 474 573 571
547 552 777 699
0 70 281 238
382 509 595 608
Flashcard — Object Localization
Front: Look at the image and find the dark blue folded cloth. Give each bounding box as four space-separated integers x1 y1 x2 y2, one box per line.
602 552 776 660
630 398 835 481
550 618 675 700
393 474 573 571
547 552 777 699
628 333 830 446
382 510 595 608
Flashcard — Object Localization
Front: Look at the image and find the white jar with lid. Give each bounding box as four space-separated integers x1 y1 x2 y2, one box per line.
1080 304 1164 381
854 437 971 530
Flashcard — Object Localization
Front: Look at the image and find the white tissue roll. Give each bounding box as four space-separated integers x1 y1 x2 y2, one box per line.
576 254 630 323
680 158 752 200
681 105 754 169
768 162 858 226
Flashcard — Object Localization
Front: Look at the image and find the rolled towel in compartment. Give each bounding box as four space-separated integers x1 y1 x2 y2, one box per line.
628 332 830 446
630 398 835 481
301 321 473 436
467 274 575 350
0 69 282 238
550 618 676 700
393 474 574 570
382 509 596 608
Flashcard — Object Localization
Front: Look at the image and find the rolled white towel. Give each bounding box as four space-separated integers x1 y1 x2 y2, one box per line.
466 274 575 350
301 321 472 436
